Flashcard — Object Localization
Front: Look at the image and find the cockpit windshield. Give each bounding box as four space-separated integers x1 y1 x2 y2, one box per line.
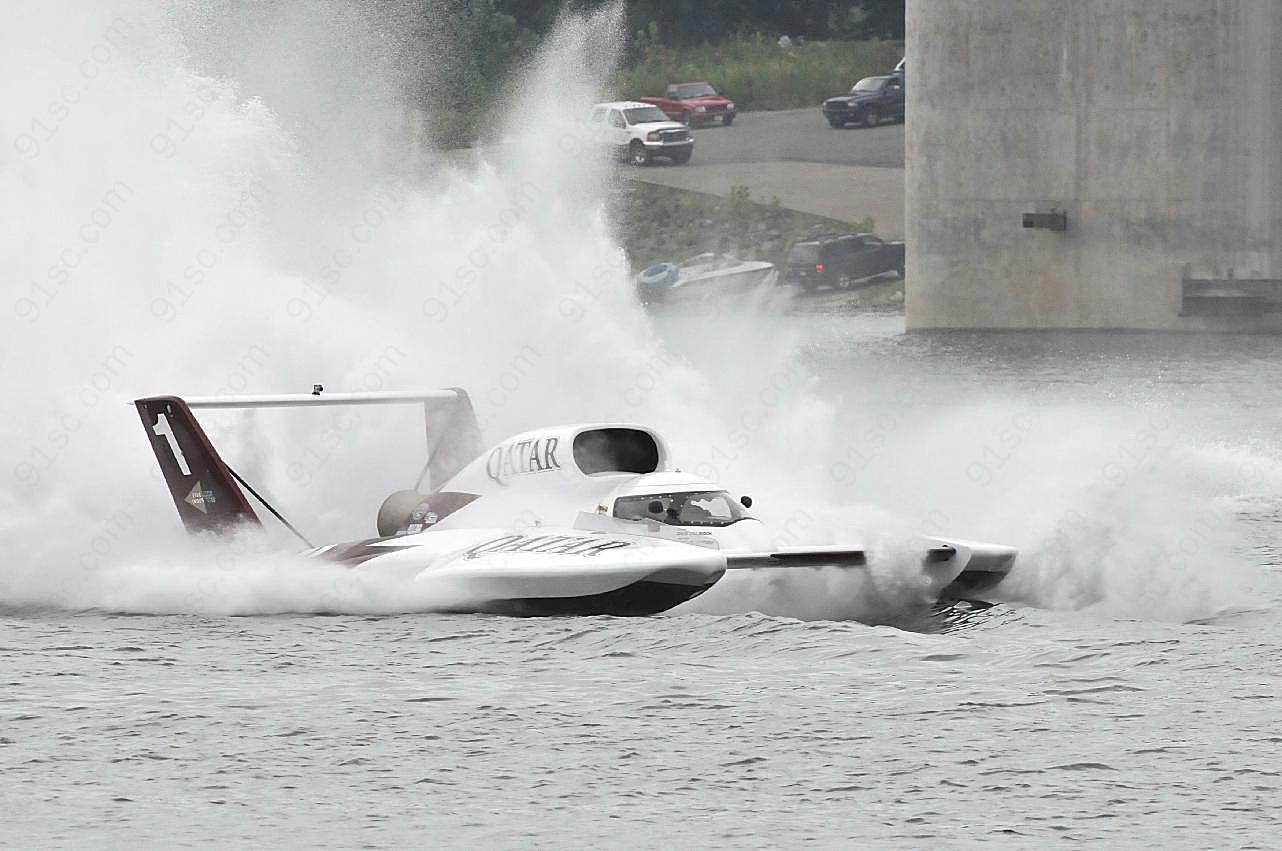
613 490 749 527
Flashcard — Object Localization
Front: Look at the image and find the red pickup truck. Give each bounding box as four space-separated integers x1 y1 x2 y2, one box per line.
640 82 736 126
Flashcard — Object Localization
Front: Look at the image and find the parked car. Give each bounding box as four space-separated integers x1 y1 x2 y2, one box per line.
783 233 905 291
590 101 694 165
821 74 905 128
641 82 736 126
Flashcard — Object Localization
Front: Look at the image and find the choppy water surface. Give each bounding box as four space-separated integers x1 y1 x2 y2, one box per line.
6 318 1282 847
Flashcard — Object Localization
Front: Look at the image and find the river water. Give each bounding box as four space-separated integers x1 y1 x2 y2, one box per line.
5 313 1281 848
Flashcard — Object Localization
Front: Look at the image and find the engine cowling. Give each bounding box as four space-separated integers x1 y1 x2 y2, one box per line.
376 489 483 536
377 489 429 537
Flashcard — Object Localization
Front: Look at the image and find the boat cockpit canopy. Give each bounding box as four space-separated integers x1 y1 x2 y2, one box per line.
614 490 749 528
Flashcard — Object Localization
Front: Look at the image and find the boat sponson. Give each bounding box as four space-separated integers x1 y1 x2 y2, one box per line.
477 577 718 617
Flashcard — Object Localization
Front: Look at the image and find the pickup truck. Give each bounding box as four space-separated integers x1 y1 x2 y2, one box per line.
641 82 736 126
782 233 905 291
590 101 694 165
821 74 905 128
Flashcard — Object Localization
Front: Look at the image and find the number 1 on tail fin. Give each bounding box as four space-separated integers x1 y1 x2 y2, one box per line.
135 395 261 535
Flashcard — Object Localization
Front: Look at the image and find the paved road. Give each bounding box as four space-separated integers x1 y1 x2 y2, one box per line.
630 108 906 237
690 107 904 168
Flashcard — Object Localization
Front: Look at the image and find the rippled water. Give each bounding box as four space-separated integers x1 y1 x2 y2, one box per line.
6 317 1282 847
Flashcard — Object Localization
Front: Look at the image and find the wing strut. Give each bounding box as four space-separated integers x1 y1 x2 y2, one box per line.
224 465 313 547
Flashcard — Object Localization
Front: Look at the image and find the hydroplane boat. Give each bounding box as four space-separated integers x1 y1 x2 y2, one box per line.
135 389 1015 617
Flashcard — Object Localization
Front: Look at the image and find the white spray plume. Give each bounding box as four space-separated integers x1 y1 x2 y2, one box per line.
1 1 1269 623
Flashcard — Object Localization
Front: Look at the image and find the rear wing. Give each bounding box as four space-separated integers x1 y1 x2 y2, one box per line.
134 389 481 538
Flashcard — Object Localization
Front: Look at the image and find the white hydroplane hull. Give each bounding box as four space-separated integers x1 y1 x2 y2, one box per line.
307 527 726 616
133 389 1017 617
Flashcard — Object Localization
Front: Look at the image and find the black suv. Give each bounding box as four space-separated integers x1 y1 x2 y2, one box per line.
821 74 905 128
783 233 905 291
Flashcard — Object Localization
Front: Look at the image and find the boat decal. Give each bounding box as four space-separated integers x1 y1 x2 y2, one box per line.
486 436 561 485
184 480 218 514
463 534 633 559
314 537 419 567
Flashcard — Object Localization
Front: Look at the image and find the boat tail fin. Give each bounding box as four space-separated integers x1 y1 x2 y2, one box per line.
134 396 260 535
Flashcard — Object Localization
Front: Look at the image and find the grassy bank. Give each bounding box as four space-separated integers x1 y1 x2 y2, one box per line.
788 276 904 311
614 36 903 112
614 180 872 270
612 180 904 310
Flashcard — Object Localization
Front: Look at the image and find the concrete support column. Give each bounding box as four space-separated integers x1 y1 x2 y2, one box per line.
906 0 1282 330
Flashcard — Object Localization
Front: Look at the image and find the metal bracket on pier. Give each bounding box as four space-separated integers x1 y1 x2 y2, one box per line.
1021 210 1068 231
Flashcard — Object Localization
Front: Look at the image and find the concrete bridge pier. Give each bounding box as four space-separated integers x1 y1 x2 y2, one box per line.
906 0 1282 330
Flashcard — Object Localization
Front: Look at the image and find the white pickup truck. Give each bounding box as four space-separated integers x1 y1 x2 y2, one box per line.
590 101 693 165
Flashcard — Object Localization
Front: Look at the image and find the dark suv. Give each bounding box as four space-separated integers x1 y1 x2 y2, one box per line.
821 74 905 128
783 233 905 291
